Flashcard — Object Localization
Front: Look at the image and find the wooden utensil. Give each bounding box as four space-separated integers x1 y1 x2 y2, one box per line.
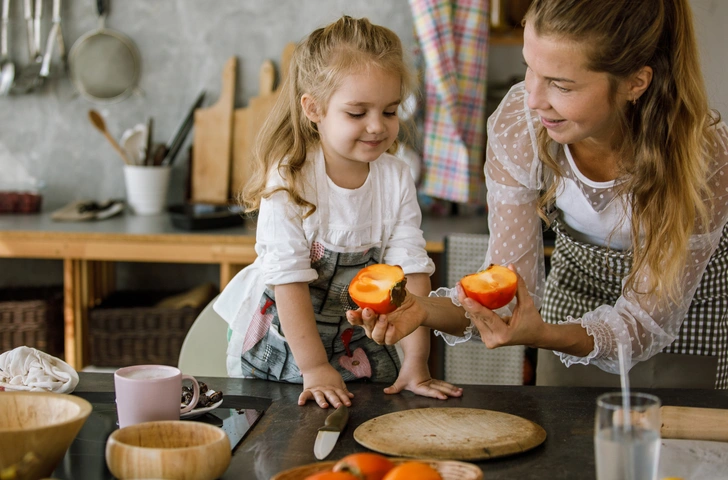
272 457 483 480
88 110 133 165
192 57 236 204
231 43 295 198
661 406 728 442
353 407 547 461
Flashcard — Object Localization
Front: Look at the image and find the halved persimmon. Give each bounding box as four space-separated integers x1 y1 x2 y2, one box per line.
304 471 360 480
382 461 442 480
348 264 407 314
460 264 517 310
333 452 395 480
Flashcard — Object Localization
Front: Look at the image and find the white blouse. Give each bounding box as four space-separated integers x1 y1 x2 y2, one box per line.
215 147 435 344
436 82 728 374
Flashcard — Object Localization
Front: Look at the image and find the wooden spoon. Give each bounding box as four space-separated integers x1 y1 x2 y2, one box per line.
88 110 132 165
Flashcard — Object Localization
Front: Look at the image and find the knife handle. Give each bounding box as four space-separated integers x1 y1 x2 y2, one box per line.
319 405 349 432
660 406 728 442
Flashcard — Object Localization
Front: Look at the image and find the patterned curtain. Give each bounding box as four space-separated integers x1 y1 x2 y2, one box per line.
409 0 489 203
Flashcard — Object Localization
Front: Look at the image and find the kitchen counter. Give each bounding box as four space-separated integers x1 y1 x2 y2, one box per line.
65 372 728 480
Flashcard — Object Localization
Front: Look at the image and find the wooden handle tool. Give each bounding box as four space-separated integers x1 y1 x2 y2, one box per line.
660 406 728 442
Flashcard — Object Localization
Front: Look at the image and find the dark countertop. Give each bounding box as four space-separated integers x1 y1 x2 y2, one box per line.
60 372 728 480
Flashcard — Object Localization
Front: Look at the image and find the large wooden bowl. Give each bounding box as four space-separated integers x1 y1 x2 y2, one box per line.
105 420 231 480
0 391 92 479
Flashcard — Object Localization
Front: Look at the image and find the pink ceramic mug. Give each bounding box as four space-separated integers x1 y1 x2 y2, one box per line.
114 364 200 428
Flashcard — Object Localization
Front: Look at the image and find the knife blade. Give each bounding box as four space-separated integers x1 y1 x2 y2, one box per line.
314 404 349 460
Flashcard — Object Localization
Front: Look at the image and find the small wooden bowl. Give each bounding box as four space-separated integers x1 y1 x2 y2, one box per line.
0 391 92 479
105 420 231 480
271 457 483 480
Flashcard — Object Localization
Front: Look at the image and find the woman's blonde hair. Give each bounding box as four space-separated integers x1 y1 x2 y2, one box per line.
240 16 415 218
525 0 720 300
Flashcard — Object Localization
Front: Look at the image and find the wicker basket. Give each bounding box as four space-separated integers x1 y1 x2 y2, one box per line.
88 290 211 367
0 287 64 358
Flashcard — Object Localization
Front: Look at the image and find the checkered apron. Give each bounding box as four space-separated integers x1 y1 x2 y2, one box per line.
542 220 728 388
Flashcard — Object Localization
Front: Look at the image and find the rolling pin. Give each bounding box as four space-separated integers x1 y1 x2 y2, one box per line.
661 406 728 442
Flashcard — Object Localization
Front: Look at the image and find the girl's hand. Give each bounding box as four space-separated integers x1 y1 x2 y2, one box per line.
346 294 427 345
457 265 546 349
385 358 463 399
299 363 354 409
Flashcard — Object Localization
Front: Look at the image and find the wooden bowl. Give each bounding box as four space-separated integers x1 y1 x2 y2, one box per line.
0 392 92 479
105 420 231 480
271 457 483 480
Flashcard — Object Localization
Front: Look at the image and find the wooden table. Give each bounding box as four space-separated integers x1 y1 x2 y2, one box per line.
0 212 487 370
61 373 728 480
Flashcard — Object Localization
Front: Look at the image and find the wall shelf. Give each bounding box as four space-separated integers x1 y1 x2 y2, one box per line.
491 27 524 46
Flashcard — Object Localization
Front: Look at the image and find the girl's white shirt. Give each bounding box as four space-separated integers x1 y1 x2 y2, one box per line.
435 81 728 374
214 146 434 345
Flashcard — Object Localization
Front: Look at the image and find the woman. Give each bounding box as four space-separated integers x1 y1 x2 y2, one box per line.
348 0 728 389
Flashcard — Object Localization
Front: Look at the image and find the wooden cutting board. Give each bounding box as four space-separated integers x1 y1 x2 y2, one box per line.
192 56 237 204
354 408 547 461
230 43 295 198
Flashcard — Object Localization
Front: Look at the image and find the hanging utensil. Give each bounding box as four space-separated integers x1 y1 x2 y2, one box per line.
40 0 63 78
88 109 133 165
11 0 44 93
69 0 142 103
0 0 15 95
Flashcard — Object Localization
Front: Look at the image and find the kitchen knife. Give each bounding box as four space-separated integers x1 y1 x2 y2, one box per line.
314 404 349 460
660 406 728 442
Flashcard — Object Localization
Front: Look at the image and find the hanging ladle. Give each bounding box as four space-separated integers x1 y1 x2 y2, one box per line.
0 0 15 95
88 109 133 165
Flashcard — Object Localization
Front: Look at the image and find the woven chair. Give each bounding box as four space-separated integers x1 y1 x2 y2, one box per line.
442 233 525 385
177 295 228 377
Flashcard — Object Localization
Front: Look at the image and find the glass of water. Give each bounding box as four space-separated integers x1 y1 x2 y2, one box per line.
594 392 661 480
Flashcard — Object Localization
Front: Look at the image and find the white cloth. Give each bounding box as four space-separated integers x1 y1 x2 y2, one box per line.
435 81 728 374
215 146 435 362
0 346 79 393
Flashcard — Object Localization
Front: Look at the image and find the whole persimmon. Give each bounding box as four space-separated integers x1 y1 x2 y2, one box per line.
460 264 517 310
304 471 360 480
382 461 442 480
333 452 396 480
348 264 407 314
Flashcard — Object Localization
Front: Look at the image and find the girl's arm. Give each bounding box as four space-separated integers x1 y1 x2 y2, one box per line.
275 282 353 409
387 273 462 399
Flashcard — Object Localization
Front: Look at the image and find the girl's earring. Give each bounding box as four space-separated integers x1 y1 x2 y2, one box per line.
632 96 638 106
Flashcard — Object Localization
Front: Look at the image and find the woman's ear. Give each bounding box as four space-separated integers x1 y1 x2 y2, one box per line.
301 94 321 123
629 66 653 102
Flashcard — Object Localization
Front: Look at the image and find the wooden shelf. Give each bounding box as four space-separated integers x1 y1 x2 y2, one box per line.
491 27 524 46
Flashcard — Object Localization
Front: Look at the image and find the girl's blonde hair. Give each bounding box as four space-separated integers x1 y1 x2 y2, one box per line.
525 0 720 300
241 16 415 218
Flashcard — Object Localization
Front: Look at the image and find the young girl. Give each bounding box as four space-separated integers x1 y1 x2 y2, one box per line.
214 16 462 408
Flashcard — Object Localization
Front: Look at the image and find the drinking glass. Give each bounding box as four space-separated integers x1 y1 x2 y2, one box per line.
594 392 661 480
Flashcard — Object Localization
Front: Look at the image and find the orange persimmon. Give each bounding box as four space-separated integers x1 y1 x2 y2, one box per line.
348 264 407 314
333 452 395 480
382 461 442 480
460 264 518 310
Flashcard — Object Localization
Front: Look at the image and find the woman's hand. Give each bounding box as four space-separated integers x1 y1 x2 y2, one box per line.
386 358 463 399
458 265 546 349
346 293 427 345
299 364 354 409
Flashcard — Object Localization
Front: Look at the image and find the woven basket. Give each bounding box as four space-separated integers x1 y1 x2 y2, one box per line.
0 287 64 358
88 290 210 367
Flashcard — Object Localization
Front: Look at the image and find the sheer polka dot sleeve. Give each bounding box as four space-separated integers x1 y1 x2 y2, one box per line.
484 83 547 310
